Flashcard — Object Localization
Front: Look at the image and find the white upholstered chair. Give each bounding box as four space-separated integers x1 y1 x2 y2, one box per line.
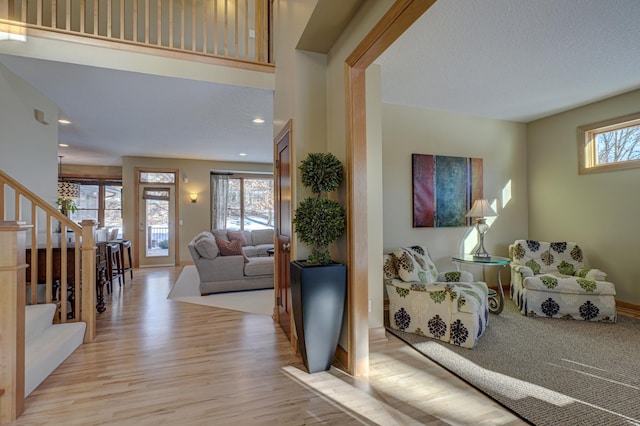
509 240 616 322
384 246 489 348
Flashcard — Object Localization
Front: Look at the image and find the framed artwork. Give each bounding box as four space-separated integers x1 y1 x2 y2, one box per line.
412 153 483 227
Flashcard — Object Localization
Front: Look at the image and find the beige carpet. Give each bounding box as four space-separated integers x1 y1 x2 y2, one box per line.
388 300 640 426
168 265 274 316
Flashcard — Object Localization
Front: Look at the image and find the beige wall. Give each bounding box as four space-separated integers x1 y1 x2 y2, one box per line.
122 156 272 265
382 104 529 287
272 0 327 262
0 63 58 204
274 0 393 336
366 64 385 329
324 0 392 333
527 88 640 305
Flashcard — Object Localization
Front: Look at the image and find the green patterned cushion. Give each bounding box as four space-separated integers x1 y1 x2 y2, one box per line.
405 246 438 282
393 249 429 283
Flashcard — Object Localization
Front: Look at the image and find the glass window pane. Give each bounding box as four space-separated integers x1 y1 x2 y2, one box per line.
70 209 98 223
244 179 274 230
105 186 122 209
595 125 640 165
76 185 99 209
140 172 175 183
146 198 169 256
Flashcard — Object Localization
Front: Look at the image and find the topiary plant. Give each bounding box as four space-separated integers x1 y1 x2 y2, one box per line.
293 152 346 265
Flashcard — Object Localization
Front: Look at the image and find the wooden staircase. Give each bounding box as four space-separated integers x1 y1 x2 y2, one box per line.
0 170 97 424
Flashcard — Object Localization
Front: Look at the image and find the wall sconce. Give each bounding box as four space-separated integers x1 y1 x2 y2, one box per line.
189 193 198 203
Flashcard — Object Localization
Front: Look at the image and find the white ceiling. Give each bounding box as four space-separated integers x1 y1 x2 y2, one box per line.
377 0 640 122
2 0 640 166
0 54 274 166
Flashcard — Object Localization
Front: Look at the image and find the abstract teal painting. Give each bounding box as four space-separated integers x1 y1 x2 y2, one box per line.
412 154 483 227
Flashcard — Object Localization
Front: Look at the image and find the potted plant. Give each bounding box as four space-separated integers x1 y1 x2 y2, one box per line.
57 197 78 217
291 152 347 373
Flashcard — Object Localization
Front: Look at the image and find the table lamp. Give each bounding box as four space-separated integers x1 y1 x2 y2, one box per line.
466 199 497 259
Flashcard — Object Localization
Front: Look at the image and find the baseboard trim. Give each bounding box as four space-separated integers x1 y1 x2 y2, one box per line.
334 344 348 371
616 299 640 317
369 327 388 343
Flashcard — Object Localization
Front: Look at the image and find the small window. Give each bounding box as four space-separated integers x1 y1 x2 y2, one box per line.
578 112 640 174
139 172 175 183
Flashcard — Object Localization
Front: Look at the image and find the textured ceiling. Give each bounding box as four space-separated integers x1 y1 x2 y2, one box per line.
377 0 640 122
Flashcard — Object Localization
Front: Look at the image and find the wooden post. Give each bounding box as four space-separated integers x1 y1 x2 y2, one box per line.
0 221 32 423
0 1 8 20
80 220 96 343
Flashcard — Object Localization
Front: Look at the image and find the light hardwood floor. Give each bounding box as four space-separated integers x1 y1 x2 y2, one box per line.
11 267 526 425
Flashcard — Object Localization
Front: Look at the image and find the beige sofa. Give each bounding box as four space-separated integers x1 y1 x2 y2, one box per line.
210 228 274 257
188 230 274 295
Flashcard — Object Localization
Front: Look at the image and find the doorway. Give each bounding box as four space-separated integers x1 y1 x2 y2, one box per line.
274 120 292 341
136 170 178 267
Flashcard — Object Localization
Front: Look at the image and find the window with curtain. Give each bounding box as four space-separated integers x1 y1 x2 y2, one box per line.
211 173 273 230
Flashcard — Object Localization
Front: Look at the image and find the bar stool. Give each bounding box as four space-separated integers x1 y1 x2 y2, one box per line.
117 239 133 285
106 242 123 289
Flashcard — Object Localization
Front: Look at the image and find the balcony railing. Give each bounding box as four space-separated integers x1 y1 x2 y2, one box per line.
0 0 272 69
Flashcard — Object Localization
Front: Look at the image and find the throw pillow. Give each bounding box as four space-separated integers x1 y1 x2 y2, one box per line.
211 229 229 241
393 248 429 283
227 230 248 247
194 237 219 259
215 237 249 262
406 246 438 283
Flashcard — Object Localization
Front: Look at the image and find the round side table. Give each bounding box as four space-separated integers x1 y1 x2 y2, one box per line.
451 255 510 314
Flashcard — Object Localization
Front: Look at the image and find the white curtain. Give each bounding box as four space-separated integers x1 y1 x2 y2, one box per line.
211 174 229 229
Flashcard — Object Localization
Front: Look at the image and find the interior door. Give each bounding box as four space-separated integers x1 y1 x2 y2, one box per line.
138 184 176 267
275 121 292 340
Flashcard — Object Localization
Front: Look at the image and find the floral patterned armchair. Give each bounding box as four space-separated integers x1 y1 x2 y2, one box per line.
509 240 616 322
384 246 489 348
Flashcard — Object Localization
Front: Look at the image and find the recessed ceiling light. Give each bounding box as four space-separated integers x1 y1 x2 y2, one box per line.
58 119 71 125
239 152 247 156
252 118 265 124
59 143 69 147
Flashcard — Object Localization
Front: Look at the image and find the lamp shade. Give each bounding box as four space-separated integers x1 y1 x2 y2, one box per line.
465 199 497 218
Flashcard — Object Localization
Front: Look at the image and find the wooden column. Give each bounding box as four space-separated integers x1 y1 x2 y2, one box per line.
0 221 32 423
80 220 96 343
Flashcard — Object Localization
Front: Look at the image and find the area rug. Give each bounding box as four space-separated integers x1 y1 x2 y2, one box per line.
168 265 273 316
387 299 640 426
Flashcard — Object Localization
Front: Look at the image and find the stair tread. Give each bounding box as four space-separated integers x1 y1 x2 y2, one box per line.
25 321 86 397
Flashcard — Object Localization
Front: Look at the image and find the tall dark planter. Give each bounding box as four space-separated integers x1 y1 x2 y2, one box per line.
290 260 347 374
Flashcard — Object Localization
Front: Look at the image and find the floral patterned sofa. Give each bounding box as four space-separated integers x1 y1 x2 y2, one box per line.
384 246 489 348
509 240 616 322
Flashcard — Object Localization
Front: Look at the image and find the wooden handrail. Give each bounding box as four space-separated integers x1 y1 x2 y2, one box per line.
0 170 96 342
0 0 273 69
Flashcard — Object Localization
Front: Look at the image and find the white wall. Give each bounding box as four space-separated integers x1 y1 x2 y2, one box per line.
382 103 529 287
527 88 640 305
0 63 58 207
